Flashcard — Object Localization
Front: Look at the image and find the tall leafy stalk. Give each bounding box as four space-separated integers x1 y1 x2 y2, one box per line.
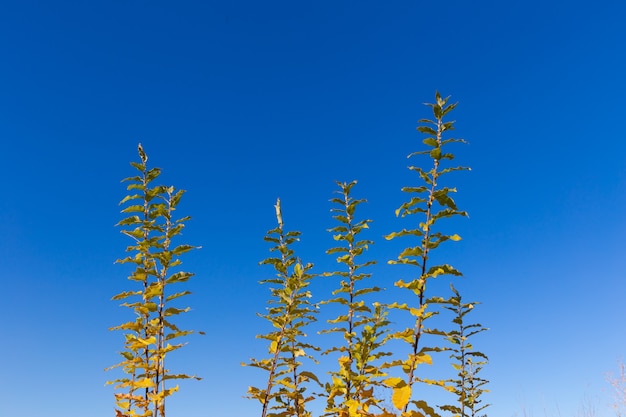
245 199 320 417
322 181 391 417
437 285 489 417
107 144 200 417
384 92 469 416
244 92 485 416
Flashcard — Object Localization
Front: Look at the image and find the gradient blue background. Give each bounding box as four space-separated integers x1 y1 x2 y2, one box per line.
1 1 625 416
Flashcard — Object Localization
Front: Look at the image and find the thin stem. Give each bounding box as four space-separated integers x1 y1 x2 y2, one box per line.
141 167 152 413
345 189 356 401
154 191 173 417
402 116 443 414
261 227 292 417
290 332 301 417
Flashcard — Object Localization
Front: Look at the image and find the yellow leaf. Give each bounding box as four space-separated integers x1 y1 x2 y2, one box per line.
408 304 427 317
346 399 359 416
411 353 432 366
129 335 156 350
137 336 156 346
383 376 403 388
332 376 345 388
133 378 155 388
144 282 163 298
392 385 411 410
148 390 166 402
338 356 351 368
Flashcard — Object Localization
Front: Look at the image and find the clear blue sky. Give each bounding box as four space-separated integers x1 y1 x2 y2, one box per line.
1 1 625 416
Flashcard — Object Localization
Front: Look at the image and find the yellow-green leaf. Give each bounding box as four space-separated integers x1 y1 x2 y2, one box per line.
133 378 155 388
144 282 163 298
384 377 404 388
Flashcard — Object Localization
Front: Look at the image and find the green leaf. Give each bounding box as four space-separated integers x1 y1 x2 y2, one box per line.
401 186 428 194
433 189 458 210
417 126 437 137
172 244 196 255
166 271 194 283
430 147 442 159
144 282 163 299
164 307 190 316
422 137 438 147
165 330 193 340
166 291 192 302
119 194 142 205
146 167 161 182
130 161 144 171
112 290 142 300
385 228 424 240
398 246 423 258
426 264 462 278
117 215 142 226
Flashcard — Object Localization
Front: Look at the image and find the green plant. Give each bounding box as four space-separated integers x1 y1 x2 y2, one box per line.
436 284 489 417
245 198 320 417
383 92 469 416
107 144 200 417
321 181 391 417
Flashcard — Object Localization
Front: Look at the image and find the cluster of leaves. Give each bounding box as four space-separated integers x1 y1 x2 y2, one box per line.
107 144 200 417
321 181 392 417
245 199 320 417
382 92 471 416
106 93 490 417
246 92 490 417
436 285 489 417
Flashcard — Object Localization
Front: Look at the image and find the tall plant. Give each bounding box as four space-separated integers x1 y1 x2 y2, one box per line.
244 92 484 416
437 284 489 417
384 92 469 416
245 199 320 417
107 144 200 417
322 181 391 417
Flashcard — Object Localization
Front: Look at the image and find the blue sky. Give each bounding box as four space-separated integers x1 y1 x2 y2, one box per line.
1 1 625 416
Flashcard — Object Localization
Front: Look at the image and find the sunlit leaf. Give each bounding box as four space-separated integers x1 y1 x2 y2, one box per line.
391 384 411 410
